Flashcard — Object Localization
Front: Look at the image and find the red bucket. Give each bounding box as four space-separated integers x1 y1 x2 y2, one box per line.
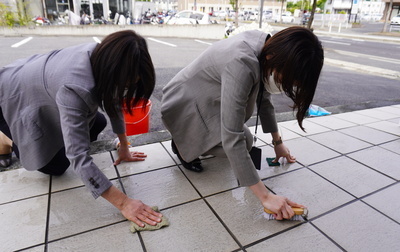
123 99 151 136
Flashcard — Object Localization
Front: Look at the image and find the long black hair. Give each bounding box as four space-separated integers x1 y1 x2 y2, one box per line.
91 30 155 118
259 26 324 131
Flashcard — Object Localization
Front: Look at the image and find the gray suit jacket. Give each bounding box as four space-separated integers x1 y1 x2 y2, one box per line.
161 30 278 187
0 43 125 198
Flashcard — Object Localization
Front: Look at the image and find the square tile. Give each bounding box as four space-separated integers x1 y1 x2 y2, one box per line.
363 183 400 223
375 106 400 116
52 151 117 192
309 157 395 197
257 145 303 180
312 201 400 252
307 115 356 130
249 125 302 146
47 222 143 252
264 169 355 218
338 125 398 145
122 166 200 209
348 146 400 180
140 200 239 251
0 169 49 204
113 143 176 177
0 196 48 251
48 180 125 241
366 121 400 136
354 108 399 120
308 131 372 154
182 156 239 196
20 245 45 252
246 223 341 252
380 139 400 155
333 112 380 125
279 119 331 136
283 138 340 166
206 187 301 246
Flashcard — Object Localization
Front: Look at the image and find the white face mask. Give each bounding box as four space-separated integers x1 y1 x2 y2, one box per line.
263 73 283 94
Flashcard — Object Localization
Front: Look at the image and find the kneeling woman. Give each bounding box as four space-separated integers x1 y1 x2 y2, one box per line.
161 27 324 220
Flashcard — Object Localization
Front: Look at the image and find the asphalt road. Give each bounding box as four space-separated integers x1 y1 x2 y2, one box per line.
1 27 399 143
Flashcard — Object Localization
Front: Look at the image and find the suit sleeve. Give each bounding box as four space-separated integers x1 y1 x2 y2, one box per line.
56 85 112 198
220 58 260 187
257 88 279 134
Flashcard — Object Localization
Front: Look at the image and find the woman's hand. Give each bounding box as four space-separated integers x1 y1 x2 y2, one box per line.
273 143 296 163
114 145 147 165
262 193 305 220
120 197 163 227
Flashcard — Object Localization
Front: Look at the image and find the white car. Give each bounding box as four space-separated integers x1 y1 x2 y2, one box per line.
391 15 400 24
165 10 211 25
274 13 295 23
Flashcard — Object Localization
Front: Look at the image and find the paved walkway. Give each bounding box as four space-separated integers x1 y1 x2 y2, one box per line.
1 105 399 251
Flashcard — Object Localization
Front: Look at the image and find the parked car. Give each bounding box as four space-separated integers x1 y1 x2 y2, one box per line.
274 12 294 23
391 15 400 24
262 10 273 20
165 10 211 24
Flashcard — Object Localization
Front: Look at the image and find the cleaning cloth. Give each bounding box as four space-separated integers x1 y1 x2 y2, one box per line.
129 206 169 233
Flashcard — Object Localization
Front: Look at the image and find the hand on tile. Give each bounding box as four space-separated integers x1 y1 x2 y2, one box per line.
274 143 296 164
121 198 163 227
262 193 305 221
114 147 147 165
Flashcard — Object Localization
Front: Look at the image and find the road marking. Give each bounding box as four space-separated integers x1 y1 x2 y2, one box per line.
324 58 400 79
147 37 177 47
332 49 400 65
321 40 351 45
11 37 33 48
93 37 102 43
351 39 365 42
194 39 212 45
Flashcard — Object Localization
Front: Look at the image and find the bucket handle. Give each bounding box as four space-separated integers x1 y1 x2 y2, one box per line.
125 104 152 125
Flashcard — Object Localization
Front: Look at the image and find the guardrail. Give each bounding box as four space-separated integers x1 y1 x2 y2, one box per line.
389 24 400 32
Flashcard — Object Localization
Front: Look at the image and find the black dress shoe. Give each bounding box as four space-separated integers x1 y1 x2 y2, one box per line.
0 153 12 168
171 140 203 172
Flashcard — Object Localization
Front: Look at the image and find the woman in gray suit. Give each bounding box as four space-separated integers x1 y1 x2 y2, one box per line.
0 30 162 227
161 27 324 220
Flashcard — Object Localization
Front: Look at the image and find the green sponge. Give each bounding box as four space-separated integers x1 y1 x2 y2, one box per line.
130 206 169 233
266 157 280 166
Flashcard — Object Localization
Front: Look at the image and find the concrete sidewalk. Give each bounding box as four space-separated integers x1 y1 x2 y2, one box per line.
1 105 399 251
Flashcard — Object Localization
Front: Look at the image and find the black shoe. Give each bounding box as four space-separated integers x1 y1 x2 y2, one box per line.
171 140 203 172
0 153 12 168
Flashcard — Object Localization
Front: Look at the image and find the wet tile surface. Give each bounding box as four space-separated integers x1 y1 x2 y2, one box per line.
1 106 399 251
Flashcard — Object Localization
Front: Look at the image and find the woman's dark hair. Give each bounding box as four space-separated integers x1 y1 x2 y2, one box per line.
91 30 155 118
259 26 324 131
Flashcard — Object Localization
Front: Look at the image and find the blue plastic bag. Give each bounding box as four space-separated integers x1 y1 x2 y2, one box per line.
307 104 331 117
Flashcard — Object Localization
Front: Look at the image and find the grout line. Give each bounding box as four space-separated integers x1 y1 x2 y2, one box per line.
44 175 53 252
308 221 347 251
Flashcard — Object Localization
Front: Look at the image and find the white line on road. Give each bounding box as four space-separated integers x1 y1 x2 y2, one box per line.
351 39 365 42
321 40 351 46
147 37 177 47
194 39 212 45
332 49 400 65
11 37 33 48
93 37 102 43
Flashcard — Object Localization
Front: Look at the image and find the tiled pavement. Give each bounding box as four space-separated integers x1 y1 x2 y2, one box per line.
1 105 400 252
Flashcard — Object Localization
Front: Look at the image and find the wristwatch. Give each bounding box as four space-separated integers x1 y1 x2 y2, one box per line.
272 137 283 147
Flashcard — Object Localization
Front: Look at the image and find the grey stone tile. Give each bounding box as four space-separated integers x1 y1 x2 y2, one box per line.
246 223 341 252
380 139 400 155
366 120 400 136
19 245 45 252
47 222 143 252
348 146 400 180
308 131 372 154
363 183 400 223
375 106 400 116
52 151 117 192
309 156 395 197
0 196 48 251
257 145 303 180
182 156 239 196
264 169 355 218
113 142 176 177
338 125 399 145
283 137 340 166
307 115 357 130
48 180 125 241
249 125 302 146
333 112 380 125
279 119 331 136
140 200 239 252
0 169 49 204
122 166 200 209
354 108 399 120
312 201 400 252
206 187 301 246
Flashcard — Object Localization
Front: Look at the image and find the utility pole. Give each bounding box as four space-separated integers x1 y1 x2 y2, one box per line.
382 0 393 32
307 0 317 29
258 0 264 28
